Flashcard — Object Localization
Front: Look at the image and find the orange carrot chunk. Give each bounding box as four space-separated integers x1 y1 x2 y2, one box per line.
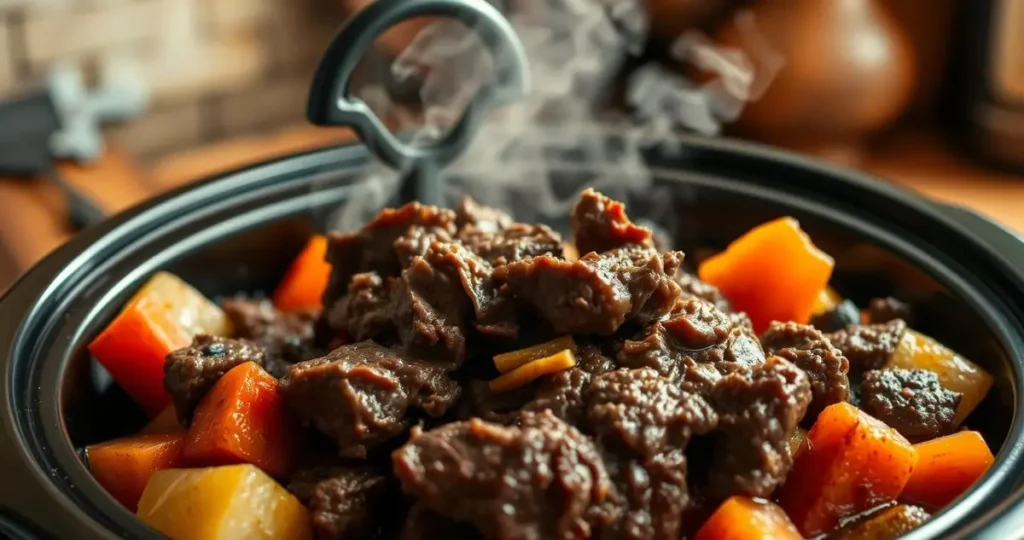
85 433 186 511
183 362 300 478
88 272 233 417
273 235 331 312
901 431 994 510
694 496 802 540
698 217 834 334
139 405 184 435
493 336 578 373
776 402 919 537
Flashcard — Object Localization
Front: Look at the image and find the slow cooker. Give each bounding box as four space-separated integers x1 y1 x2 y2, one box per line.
2 0 1024 538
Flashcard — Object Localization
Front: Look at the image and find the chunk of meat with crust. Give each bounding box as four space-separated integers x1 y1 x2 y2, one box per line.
164 335 265 425
761 322 850 422
827 319 907 374
675 271 732 313
505 246 683 335
222 298 319 377
455 196 514 233
393 225 456 269
860 368 961 442
325 272 395 343
427 242 519 339
279 341 461 458
706 356 812 502
618 297 765 395
572 188 654 255
392 410 620 540
324 202 456 311
585 369 719 540
460 223 564 266
287 465 391 540
867 296 913 324
521 344 617 427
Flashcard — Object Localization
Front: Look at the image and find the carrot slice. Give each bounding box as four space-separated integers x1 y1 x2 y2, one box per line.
901 431 994 510
183 362 300 478
88 272 233 416
694 496 801 540
493 336 578 373
272 235 331 312
86 433 186 511
489 350 577 393
698 217 834 334
776 402 919 537
139 405 184 435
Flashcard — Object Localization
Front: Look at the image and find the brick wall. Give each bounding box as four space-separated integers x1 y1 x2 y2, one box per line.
0 0 344 160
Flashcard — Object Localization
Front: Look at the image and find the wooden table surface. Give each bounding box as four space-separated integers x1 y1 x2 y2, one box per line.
0 125 1020 291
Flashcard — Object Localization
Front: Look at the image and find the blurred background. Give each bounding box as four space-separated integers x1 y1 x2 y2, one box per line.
0 0 1020 291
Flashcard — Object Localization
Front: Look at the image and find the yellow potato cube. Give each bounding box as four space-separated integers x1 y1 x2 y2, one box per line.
137 464 311 540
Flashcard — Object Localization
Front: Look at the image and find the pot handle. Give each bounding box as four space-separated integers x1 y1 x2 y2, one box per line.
307 0 530 180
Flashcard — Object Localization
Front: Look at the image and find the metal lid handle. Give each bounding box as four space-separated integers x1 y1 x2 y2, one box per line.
307 0 530 172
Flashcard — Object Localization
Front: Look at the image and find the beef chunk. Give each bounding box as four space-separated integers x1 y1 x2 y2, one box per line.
164 335 265 425
831 503 930 540
676 271 732 313
324 202 457 310
455 196 513 233
390 245 472 365
572 188 654 255
279 341 461 458
860 369 961 442
506 246 683 335
706 356 812 502
460 223 564 266
393 225 455 269
761 322 850 421
618 297 765 395
521 344 617 427
586 369 718 540
287 466 391 540
867 297 913 324
828 319 907 374
392 411 619 540
326 272 395 343
221 298 319 377
809 299 861 333
432 242 518 338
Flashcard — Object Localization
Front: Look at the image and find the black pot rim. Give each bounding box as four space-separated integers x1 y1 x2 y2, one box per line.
2 133 1024 540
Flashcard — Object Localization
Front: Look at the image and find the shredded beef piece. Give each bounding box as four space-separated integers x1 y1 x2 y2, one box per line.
618 297 765 395
326 272 395 343
860 369 961 442
761 322 850 421
221 298 319 377
287 466 391 540
460 222 564 266
572 188 654 255
706 356 811 502
390 245 473 366
809 299 862 333
506 246 683 335
392 410 619 540
521 344 617 427
867 297 913 325
279 341 461 458
432 242 519 339
402 503 482 540
828 319 907 374
585 369 718 540
324 202 457 311
393 225 456 269
164 335 265 425
831 503 930 540
675 271 732 313
455 196 514 233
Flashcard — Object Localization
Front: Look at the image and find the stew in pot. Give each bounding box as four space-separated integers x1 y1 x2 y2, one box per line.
83 189 996 540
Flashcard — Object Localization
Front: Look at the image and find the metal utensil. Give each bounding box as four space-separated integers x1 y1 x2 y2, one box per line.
306 0 531 207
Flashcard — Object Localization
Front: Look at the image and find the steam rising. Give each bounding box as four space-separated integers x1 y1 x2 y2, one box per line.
328 1 782 232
